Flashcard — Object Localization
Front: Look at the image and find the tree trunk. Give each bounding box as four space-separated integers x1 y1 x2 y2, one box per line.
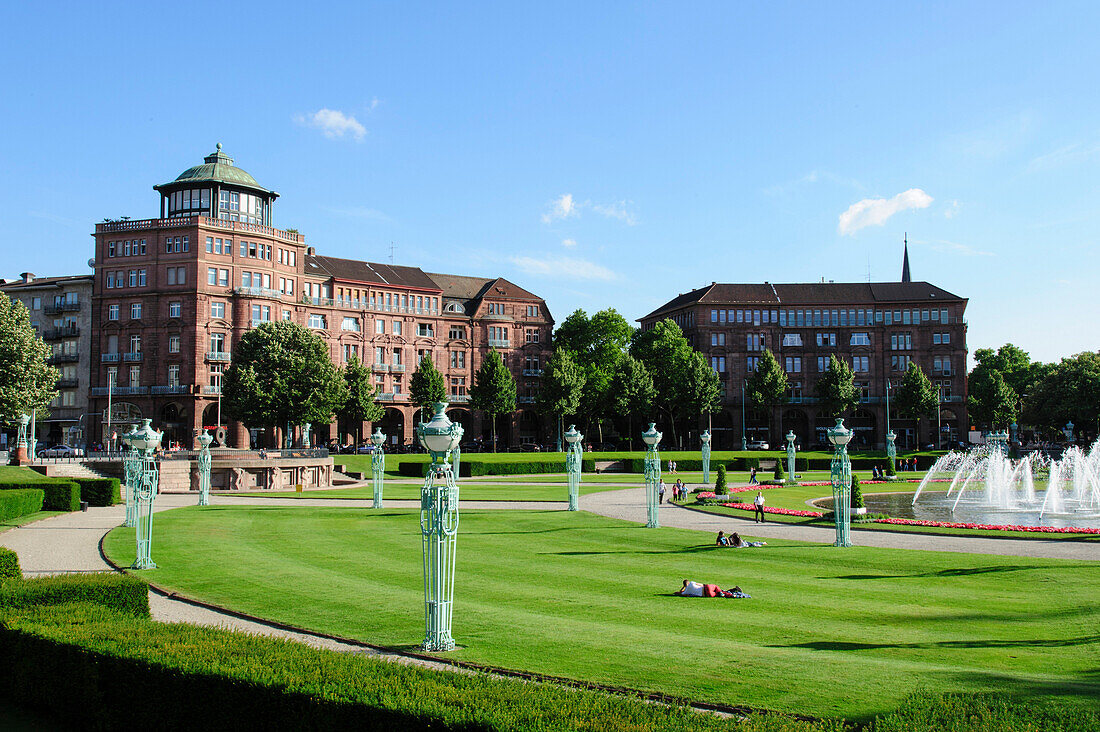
491 412 497 453
597 417 604 444
664 406 678 448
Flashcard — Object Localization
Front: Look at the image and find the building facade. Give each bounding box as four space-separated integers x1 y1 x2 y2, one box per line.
88 146 554 449
1 273 94 449
639 278 968 450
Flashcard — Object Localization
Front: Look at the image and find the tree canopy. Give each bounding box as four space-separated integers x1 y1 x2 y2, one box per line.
895 362 938 420
471 348 516 450
536 348 585 430
410 355 446 422
338 358 384 443
223 321 348 431
552 308 633 439
1024 352 1100 438
745 349 789 411
0 292 58 422
814 355 858 418
629 318 696 442
609 353 656 449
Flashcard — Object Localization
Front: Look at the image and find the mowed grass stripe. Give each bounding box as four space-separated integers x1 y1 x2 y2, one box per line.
104 506 1100 720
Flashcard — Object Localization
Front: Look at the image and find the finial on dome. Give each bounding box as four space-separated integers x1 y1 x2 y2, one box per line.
216 142 222 151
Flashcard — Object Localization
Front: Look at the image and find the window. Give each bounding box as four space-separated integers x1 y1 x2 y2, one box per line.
250 304 271 325
211 302 226 319
451 351 466 369
169 301 181 318
853 356 869 372
128 270 137 288
375 346 385 365
525 328 540 343
130 302 142 319
375 319 385 334
393 320 402 336
782 333 802 347
106 335 118 355
392 348 403 365
450 376 467 396
746 333 765 351
129 335 142 353
933 333 941 345
308 313 326 329
167 365 180 387
108 304 119 321
138 269 147 287
711 332 727 347
850 332 871 346
526 305 540 317
219 269 229 287
891 355 911 371
341 317 360 331
418 323 435 337
487 302 505 316
108 241 116 257
785 357 802 373
342 344 360 362
207 268 217 285
710 356 726 373
941 332 950 344
129 365 141 385
815 332 836 347
817 356 829 372
890 333 912 351
449 326 466 340
746 356 760 372
282 310 292 321
168 336 180 353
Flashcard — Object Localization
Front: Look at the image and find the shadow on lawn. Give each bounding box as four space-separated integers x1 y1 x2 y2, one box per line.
547 544 717 556
771 634 1100 652
828 564 1052 580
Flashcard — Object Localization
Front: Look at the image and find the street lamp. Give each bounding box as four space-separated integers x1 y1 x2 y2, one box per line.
885 380 891 444
700 430 712 485
886 429 897 477
826 418 853 548
740 381 748 451
121 423 140 528
370 428 386 509
128 418 163 569
1063 421 1075 444
936 385 943 451
785 430 797 483
564 424 583 511
197 430 213 506
415 402 464 652
641 422 662 528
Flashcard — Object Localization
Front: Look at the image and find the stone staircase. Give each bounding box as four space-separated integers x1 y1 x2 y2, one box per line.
32 462 114 481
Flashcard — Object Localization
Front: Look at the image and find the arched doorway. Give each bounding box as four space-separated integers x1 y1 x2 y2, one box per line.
380 408 405 449
745 407 769 446
517 409 542 448
160 402 188 449
200 403 231 447
848 409 877 451
781 409 810 449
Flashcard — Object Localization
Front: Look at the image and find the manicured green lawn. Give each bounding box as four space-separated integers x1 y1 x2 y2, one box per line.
104 506 1100 720
488 471 928 486
0 466 52 481
0 511 64 534
236 482 614 501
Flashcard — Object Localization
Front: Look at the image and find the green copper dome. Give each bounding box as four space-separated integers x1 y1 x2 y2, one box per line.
154 143 272 194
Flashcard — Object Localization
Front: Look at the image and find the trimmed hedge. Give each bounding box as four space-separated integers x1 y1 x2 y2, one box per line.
72 477 121 507
0 481 80 512
399 457 597 478
0 548 19 580
0 602 788 732
0 489 44 522
0 573 149 617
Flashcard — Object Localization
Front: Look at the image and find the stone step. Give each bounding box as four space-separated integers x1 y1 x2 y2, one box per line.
32 462 113 481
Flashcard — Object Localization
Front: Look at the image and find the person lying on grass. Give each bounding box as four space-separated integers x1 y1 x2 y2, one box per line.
716 531 767 548
678 580 750 598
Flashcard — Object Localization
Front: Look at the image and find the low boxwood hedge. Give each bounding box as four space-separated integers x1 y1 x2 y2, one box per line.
0 481 80 512
0 548 19 581
71 477 121 507
0 489 44 522
0 573 149 617
399 457 597 478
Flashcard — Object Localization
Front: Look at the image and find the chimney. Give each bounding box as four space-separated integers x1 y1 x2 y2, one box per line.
20 272 34 283
306 246 316 256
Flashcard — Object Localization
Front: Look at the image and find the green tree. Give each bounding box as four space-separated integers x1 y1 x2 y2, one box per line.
896 362 938 419
973 344 1035 398
968 368 1018 430
681 352 722 429
536 348 585 450
0 292 58 424
471 348 517 452
744 348 789 442
338 358 384 446
629 318 695 445
223 321 348 444
410 355 446 424
609 353 656 450
552 308 633 442
1024 352 1100 439
814 355 858 418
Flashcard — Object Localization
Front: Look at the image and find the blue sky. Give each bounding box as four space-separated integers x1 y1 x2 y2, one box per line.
2 2 1097 364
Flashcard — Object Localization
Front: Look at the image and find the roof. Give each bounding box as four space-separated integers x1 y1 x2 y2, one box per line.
153 144 274 195
0 274 94 291
304 254 441 291
642 281 966 320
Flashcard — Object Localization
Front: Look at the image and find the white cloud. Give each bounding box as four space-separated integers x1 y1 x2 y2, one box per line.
541 194 578 223
944 199 960 219
296 108 367 141
591 200 637 225
561 238 577 248
837 188 933 236
510 255 616 281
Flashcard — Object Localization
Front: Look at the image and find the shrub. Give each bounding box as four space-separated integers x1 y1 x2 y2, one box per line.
773 459 786 482
850 474 863 509
0 602 757 732
873 690 1100 732
0 548 20 581
0 573 148 617
0 481 79 512
886 457 896 476
73 478 121 507
715 464 728 495
0 489 44 522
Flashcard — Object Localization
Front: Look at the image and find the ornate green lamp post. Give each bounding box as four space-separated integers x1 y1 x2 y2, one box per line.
1063 421 1075 444
700 429 712 485
370 428 386 509
564 424 583 511
886 429 897 473
642 423 662 528
197 430 212 506
129 418 163 569
786 430 797 483
827 418 853 548
416 402 464 652
121 423 140 528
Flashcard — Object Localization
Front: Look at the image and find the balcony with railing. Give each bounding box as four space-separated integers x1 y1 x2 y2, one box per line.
235 286 284 299
100 353 120 363
202 385 222 395
518 396 536 404
378 393 395 401
302 296 336 307
44 325 80 340
448 394 470 403
49 353 80 364
92 386 148 396
522 368 543 377
44 303 64 316
206 351 232 363
487 338 510 348
123 352 143 362
391 363 406 373
787 396 820 404
942 395 963 403
250 319 274 328
96 215 305 244
373 363 390 373
151 385 191 395
56 378 80 389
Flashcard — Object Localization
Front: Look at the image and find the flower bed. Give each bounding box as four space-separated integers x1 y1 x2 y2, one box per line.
873 517 1100 535
721 502 825 518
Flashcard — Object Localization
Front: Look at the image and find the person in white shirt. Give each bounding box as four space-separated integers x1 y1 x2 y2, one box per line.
753 491 766 523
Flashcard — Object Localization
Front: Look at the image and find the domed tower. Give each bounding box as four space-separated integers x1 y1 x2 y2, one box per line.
153 143 278 226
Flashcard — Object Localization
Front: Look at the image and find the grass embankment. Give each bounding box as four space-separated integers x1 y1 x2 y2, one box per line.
104 505 1100 720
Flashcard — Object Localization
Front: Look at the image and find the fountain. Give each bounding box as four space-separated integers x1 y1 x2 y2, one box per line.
904 438 1100 529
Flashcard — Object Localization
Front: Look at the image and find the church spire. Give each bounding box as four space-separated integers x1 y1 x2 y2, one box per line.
901 233 911 283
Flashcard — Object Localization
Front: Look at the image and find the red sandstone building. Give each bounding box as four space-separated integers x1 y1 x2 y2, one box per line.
639 258 968 450
89 146 554 449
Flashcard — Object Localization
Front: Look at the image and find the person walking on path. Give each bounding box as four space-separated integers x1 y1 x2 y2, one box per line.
658 480 667 504
753 491 766 523
749 467 758 485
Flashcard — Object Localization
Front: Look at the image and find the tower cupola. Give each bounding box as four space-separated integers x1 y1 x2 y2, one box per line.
153 143 278 225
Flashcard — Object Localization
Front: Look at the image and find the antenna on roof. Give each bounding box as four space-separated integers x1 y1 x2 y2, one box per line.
389 241 396 265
